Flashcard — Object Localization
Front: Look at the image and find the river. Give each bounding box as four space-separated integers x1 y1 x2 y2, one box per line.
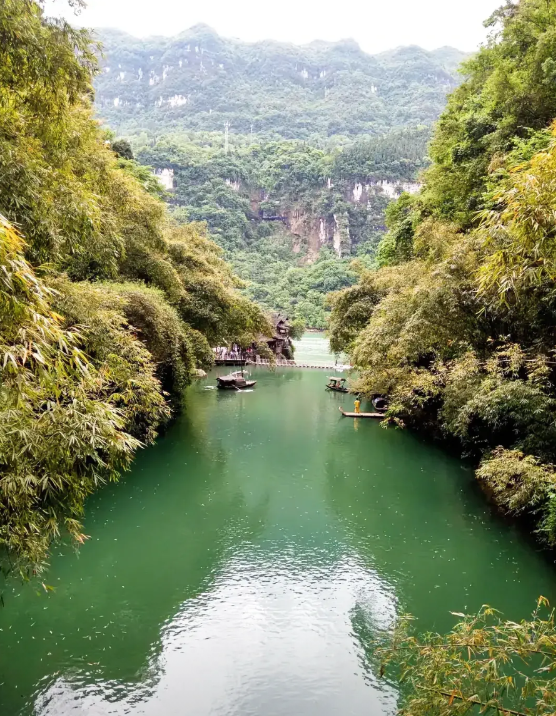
1 333 556 715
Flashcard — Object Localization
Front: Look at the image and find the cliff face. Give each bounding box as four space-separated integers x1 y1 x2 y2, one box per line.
93 25 467 140
158 167 418 260
277 179 418 260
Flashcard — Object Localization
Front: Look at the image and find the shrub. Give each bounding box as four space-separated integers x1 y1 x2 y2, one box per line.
0 217 142 574
51 278 171 440
103 283 195 405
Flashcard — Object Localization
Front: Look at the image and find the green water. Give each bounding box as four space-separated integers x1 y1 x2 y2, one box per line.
2 335 556 715
293 331 345 366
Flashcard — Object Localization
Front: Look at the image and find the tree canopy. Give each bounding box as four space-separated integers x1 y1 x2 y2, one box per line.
0 0 270 578
328 2 556 708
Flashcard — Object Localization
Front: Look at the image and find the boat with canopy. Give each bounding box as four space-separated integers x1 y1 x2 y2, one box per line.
326 377 349 393
216 370 257 390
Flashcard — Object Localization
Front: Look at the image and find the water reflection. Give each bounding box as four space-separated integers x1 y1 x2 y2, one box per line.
1 351 556 715
29 549 399 716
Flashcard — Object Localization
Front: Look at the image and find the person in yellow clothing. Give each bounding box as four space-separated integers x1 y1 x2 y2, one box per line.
354 398 361 414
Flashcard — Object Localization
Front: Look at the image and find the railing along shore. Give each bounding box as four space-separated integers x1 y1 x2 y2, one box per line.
246 359 351 370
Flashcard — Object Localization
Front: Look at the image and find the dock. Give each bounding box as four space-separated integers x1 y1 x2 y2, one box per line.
339 407 384 419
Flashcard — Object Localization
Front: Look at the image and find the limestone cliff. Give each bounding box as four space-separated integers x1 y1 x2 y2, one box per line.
93 25 467 140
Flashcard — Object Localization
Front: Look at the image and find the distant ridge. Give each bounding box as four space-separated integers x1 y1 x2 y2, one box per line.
95 24 466 58
93 24 469 140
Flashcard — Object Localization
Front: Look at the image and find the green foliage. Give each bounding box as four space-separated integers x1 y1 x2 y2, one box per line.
420 0 556 227
328 1 556 553
99 282 195 405
380 599 556 716
0 1 271 577
236 242 359 329
327 266 384 354
163 223 272 344
0 217 142 575
441 347 556 459
376 192 421 266
288 319 306 340
136 133 420 257
116 157 167 198
50 278 171 440
476 125 556 307
255 340 276 365
477 448 556 544
133 131 420 326
111 138 134 160
332 127 431 183
94 26 465 140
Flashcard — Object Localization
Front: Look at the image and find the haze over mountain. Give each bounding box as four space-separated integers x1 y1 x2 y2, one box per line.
45 0 501 54
93 24 468 140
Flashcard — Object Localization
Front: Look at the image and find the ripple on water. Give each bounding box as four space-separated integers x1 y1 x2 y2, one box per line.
2 335 556 716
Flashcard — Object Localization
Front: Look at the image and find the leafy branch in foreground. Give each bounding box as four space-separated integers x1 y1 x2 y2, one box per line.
379 598 556 716
0 215 143 577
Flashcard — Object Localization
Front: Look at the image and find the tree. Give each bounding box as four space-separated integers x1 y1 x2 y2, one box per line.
376 192 421 266
420 0 556 228
111 138 134 160
0 216 151 576
380 598 556 716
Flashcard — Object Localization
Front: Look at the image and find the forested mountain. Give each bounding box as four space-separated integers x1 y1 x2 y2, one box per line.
130 129 428 326
94 25 467 140
92 27 464 326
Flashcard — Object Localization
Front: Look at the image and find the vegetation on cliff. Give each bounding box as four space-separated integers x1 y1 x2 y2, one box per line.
93 24 453 327
330 0 556 547
124 128 428 327
0 0 269 578
93 25 466 141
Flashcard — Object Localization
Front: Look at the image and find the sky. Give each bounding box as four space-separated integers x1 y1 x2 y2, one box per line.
46 0 503 53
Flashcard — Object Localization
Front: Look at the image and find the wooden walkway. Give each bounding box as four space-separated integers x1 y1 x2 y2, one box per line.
247 359 351 370
339 407 384 419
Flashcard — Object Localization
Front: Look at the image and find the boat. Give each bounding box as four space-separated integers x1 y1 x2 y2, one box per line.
326 377 349 393
372 396 388 412
339 407 384 419
216 370 257 390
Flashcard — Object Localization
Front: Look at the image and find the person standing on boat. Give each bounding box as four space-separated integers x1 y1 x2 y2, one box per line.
354 398 361 414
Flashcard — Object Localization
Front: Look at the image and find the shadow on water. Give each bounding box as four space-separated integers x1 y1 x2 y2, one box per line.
323 417 556 683
325 418 556 622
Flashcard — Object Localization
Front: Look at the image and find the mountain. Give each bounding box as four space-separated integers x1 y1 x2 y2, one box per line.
92 25 468 140
91 26 469 328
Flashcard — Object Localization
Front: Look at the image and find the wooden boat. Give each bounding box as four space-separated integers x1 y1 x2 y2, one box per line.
326 377 349 393
339 407 384 419
216 371 256 390
372 396 388 412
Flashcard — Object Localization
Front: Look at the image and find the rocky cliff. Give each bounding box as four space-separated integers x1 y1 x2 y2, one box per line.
93 24 467 140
